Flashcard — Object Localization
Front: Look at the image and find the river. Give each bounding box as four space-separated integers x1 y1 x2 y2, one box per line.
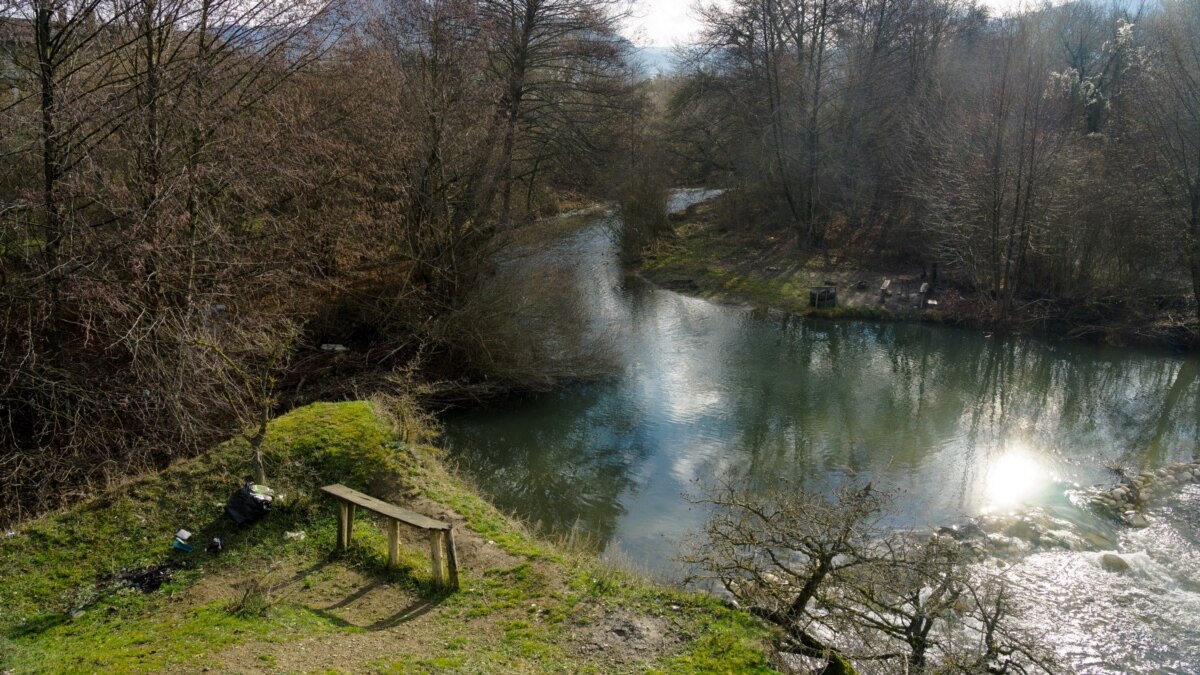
443 190 1200 673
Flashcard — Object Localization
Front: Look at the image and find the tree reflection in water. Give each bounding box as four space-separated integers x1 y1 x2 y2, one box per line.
444 217 1200 564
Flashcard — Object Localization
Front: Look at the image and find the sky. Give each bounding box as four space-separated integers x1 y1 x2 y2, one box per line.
624 0 1032 47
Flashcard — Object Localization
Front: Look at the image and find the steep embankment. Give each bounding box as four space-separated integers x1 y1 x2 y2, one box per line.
0 401 776 674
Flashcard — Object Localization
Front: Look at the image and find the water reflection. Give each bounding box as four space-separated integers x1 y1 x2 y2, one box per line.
447 386 649 544
443 207 1200 670
445 217 1200 566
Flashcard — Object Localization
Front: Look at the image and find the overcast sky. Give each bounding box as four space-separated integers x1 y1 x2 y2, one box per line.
624 0 1036 47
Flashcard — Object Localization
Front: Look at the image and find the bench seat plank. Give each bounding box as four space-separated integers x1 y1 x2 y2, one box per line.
321 483 450 531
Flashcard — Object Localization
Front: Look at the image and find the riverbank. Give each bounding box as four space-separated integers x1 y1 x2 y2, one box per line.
637 194 1199 349
0 400 777 674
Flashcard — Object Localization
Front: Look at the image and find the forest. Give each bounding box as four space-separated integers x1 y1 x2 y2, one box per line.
2 0 1199 524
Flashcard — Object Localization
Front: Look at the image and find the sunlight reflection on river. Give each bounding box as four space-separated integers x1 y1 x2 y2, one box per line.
983 445 1057 514
444 191 1200 672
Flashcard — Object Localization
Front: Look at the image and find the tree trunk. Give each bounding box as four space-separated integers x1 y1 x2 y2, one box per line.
1190 194 1200 327
36 5 63 344
250 405 269 485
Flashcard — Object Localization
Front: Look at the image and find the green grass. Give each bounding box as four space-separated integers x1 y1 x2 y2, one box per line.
3 598 346 674
0 399 780 674
644 250 895 323
0 401 411 620
0 400 419 672
412 445 551 561
657 605 778 674
640 202 896 325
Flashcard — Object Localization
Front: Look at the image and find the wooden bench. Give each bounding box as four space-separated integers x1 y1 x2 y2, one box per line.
320 484 459 590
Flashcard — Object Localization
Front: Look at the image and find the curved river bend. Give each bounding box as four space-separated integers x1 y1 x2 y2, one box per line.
444 191 1200 673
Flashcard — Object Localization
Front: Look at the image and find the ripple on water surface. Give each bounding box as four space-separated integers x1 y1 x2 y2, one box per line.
445 192 1200 672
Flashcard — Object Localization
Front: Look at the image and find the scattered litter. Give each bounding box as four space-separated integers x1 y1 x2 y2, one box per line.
284 531 306 541
320 343 349 352
226 482 274 525
70 609 85 619
102 563 175 593
5 530 15 538
206 537 223 553
172 528 193 551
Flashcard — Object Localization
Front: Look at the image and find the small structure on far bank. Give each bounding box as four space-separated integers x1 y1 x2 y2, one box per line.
809 285 837 308
880 274 936 309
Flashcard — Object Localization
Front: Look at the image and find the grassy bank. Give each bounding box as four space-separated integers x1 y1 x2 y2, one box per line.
639 194 1198 348
639 198 906 322
0 401 777 674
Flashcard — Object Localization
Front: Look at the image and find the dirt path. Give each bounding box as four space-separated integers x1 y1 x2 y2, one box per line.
184 497 694 674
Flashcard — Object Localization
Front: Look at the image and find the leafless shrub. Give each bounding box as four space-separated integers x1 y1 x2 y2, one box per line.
425 262 616 395
683 480 1057 673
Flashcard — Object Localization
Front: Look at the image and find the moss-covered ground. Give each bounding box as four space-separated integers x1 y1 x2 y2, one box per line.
0 400 778 674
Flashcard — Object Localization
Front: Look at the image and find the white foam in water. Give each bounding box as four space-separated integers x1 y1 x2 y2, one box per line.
1005 498 1200 673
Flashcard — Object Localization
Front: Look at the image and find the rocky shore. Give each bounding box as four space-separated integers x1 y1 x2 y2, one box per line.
1085 461 1200 527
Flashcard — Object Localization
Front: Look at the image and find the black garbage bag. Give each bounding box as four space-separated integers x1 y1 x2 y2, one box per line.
225 482 274 525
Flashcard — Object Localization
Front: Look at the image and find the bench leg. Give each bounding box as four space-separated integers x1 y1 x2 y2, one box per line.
387 520 400 569
429 530 446 589
444 528 459 590
336 501 348 550
337 502 356 551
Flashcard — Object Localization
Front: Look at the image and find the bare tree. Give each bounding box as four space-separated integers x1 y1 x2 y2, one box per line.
476 0 631 226
195 319 299 484
917 12 1069 320
1138 0 1200 325
683 480 1056 673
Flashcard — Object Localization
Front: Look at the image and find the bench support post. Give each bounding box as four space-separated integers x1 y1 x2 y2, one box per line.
445 528 459 590
387 519 401 569
337 501 356 551
429 530 446 589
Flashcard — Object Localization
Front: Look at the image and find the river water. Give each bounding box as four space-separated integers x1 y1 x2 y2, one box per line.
443 190 1200 673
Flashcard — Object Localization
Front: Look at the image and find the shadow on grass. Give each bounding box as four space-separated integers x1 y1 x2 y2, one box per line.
3 613 67 640
304 574 450 631
367 597 441 630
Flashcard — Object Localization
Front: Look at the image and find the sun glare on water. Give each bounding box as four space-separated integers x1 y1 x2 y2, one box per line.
983 446 1050 513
